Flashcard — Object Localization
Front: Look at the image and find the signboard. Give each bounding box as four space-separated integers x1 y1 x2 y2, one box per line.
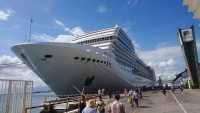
180 28 193 42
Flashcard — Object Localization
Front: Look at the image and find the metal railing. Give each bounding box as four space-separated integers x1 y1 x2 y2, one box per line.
0 79 33 113
24 94 97 113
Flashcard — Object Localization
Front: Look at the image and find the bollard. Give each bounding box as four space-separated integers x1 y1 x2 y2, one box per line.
47 104 51 111
24 108 27 113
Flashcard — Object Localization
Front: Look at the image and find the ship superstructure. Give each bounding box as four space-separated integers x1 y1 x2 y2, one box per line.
72 25 156 82
11 25 156 95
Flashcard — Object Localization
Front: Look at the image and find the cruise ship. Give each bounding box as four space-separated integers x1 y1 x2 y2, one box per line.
11 25 156 95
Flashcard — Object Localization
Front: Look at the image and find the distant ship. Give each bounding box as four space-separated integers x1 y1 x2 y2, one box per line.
11 25 156 95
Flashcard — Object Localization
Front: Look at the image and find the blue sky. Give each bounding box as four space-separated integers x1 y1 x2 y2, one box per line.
0 0 200 91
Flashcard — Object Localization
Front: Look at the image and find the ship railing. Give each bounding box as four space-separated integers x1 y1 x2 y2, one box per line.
24 94 97 113
0 79 33 113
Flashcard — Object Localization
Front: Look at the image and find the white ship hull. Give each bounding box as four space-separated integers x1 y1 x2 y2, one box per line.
11 42 154 95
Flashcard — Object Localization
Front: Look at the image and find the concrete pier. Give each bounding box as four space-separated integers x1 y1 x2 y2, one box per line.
102 89 200 113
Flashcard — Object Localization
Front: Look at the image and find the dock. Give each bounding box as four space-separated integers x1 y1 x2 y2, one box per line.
102 89 200 113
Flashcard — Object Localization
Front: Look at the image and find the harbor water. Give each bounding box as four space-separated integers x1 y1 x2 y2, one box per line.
0 92 55 113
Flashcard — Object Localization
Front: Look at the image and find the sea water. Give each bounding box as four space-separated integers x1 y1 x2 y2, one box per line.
0 92 55 113
31 92 55 113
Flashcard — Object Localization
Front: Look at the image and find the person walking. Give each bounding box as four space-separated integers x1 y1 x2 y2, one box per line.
96 96 105 113
82 99 96 113
78 95 86 113
138 88 143 100
124 88 128 97
180 85 184 94
109 89 112 99
102 88 105 97
128 89 134 97
171 85 175 94
162 87 166 95
98 89 101 96
108 94 125 113
131 90 140 108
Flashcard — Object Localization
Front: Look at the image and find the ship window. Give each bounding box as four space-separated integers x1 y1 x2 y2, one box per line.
92 39 94 42
95 39 97 42
99 38 101 41
100 61 103 63
97 39 99 42
110 36 113 40
102 38 104 41
90 40 92 43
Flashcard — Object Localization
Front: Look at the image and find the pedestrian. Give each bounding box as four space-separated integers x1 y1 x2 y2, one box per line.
131 90 140 108
171 85 175 94
96 96 105 113
102 88 105 97
128 89 133 97
135 88 139 93
180 85 183 94
108 94 125 113
109 89 112 99
98 89 101 96
124 88 128 97
162 87 166 95
78 95 86 113
82 99 96 113
138 88 143 100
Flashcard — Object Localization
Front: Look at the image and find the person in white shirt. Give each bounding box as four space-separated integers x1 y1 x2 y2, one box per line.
108 94 125 113
98 89 101 96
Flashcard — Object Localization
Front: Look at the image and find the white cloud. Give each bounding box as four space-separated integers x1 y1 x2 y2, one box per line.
54 19 65 27
127 0 132 4
0 55 46 87
133 0 139 7
135 42 185 81
98 4 107 13
158 59 178 68
0 10 10 20
64 26 85 36
132 41 140 49
147 62 158 67
138 45 182 63
0 9 15 20
32 34 54 42
54 35 75 42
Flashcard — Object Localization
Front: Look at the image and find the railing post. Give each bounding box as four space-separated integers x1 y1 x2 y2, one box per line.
22 81 27 113
5 81 12 113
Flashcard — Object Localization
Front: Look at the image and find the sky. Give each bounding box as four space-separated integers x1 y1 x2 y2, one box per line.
0 0 200 91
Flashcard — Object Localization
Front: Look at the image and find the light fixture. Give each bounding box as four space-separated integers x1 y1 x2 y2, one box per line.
96 52 98 54
87 49 90 52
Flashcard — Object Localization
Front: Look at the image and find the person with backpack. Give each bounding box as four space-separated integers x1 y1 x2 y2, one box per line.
108 94 125 113
131 90 140 108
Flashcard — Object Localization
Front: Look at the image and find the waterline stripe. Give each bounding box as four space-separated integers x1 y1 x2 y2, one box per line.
132 93 157 113
171 92 187 113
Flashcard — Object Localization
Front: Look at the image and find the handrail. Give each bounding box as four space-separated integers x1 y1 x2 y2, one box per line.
24 94 97 113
